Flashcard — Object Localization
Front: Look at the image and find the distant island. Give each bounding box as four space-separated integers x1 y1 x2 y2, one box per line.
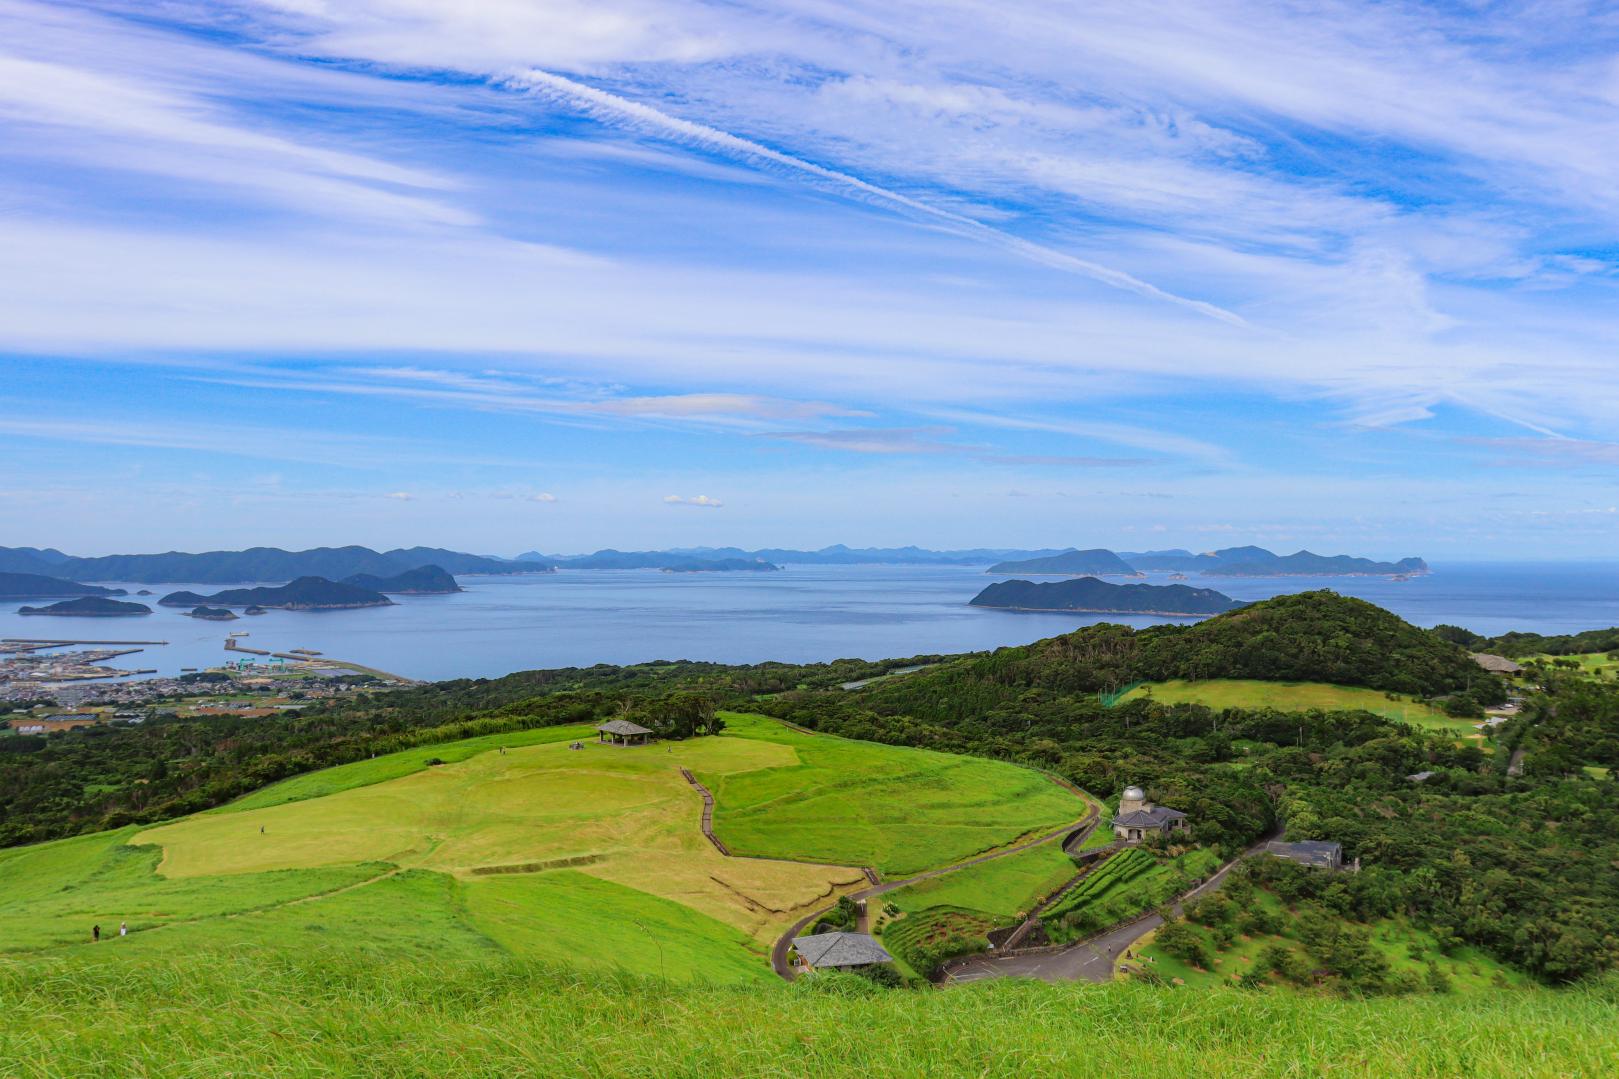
160 577 395 611
987 549 1138 576
660 558 780 573
0 572 127 600
18 596 152 617
341 565 462 594
540 549 781 572
513 542 1426 576
524 545 1075 568
969 577 1242 616
1121 546 1428 577
187 606 239 621
3 540 1426 581
0 545 553 584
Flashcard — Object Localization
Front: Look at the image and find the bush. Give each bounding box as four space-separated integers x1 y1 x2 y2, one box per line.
1155 920 1213 970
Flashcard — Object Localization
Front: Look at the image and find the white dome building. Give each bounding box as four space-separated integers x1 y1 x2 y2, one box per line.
1112 784 1188 843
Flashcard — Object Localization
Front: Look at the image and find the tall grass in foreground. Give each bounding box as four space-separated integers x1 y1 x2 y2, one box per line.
2 948 1616 1078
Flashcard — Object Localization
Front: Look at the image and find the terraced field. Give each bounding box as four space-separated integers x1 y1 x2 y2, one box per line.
0 711 1086 984
706 714 1084 875
884 841 1078 918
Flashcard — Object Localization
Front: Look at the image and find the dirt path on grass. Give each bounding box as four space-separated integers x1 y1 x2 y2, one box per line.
770 782 1098 981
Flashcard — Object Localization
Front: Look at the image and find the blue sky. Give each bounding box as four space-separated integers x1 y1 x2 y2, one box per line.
3 0 1619 558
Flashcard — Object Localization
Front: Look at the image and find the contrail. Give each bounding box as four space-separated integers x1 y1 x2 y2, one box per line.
509 69 1247 327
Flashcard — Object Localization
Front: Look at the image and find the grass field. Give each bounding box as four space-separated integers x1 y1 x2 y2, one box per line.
1132 888 1531 993
1529 652 1619 679
705 714 1087 875
0 712 1088 985
1 945 1613 1077
884 841 1077 918
1117 679 1471 732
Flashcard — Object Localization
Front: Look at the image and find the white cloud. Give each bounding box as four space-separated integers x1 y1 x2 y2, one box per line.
664 494 722 507
529 492 558 503
384 491 415 500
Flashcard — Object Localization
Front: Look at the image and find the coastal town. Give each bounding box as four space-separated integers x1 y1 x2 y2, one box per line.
0 636 410 731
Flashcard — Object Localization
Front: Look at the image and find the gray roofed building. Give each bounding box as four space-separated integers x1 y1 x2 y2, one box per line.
1112 784 1190 842
1114 807 1187 829
1406 770 1435 783
1264 839 1345 869
1470 653 1523 675
596 718 654 746
792 931 894 970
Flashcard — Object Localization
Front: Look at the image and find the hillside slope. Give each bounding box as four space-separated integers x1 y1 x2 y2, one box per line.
1 949 1610 1077
1137 591 1480 695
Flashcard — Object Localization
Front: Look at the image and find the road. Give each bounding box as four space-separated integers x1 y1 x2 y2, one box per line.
944 836 1269 984
770 794 1098 980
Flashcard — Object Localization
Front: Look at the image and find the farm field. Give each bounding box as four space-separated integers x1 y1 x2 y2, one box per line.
1117 679 1471 732
884 841 1078 918
0 712 1086 983
704 713 1087 875
1131 888 1531 993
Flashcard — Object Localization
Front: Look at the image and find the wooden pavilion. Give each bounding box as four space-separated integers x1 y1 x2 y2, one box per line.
596 719 654 746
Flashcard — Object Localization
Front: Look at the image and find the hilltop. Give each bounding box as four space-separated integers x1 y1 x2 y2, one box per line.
17 596 151 617
341 565 462 594
970 577 1239 615
986 549 1137 575
159 576 394 610
1136 590 1479 695
0 572 124 599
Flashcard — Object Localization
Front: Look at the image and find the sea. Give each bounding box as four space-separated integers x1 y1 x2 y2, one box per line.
5 561 1619 683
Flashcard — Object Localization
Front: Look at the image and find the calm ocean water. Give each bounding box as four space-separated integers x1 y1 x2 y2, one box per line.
5 561 1619 682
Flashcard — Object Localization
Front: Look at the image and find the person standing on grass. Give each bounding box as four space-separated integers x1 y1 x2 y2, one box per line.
92 924 100 942
120 922 128 937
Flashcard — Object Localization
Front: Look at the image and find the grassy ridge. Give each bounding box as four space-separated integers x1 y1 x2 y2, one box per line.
1 947 1613 1077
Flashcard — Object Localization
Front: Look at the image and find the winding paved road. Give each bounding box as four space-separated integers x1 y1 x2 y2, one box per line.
771 792 1098 980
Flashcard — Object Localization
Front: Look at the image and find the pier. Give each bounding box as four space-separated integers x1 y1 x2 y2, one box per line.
2 638 169 646
222 637 418 684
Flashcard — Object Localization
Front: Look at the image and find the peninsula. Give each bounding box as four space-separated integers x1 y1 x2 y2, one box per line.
159 576 394 611
17 596 152 617
969 576 1242 616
